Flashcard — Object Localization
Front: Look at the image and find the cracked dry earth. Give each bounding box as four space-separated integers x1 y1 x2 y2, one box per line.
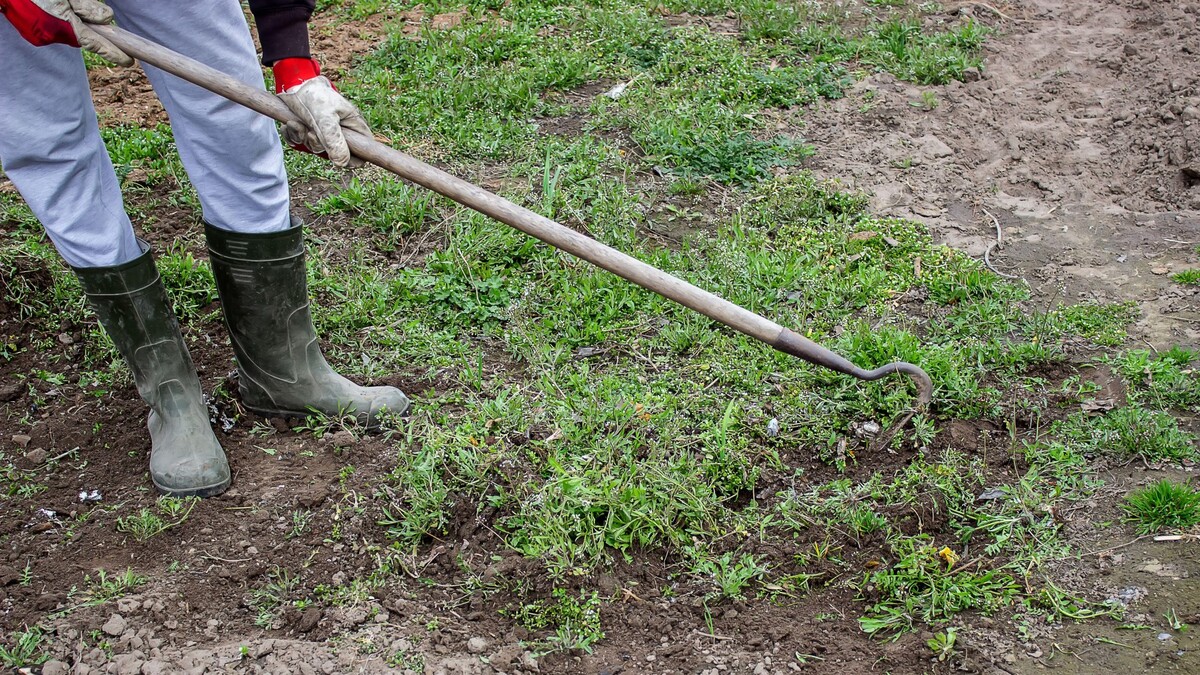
6 0 1200 674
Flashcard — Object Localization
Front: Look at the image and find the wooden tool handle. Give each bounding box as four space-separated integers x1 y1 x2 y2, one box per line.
93 24 932 407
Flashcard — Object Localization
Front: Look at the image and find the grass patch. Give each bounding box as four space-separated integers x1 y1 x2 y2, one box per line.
1123 480 1200 534
1171 269 1200 286
0 627 48 667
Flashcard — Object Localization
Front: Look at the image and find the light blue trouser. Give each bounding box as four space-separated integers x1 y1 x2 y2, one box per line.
0 0 292 268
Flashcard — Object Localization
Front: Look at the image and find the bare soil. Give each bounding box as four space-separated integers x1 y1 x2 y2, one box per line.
3 1 1200 674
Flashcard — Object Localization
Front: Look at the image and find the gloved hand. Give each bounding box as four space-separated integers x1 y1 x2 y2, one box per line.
0 0 131 66
274 58 372 168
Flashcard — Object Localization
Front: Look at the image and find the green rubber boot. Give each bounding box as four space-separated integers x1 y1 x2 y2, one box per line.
206 221 410 428
73 242 230 497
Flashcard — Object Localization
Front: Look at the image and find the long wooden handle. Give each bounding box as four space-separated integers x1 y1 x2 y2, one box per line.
94 24 932 407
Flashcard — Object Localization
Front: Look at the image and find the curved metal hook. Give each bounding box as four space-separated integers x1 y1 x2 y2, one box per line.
773 328 933 409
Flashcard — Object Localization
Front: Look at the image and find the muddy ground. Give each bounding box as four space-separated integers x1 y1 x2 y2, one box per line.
3 0 1200 673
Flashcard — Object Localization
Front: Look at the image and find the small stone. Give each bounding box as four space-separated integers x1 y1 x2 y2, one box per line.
24 447 47 464
467 637 489 654
723 609 739 620
11 434 31 448
1152 267 1170 275
41 660 70 675
57 332 74 345
103 614 128 637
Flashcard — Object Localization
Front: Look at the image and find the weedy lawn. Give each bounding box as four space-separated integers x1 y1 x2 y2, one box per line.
1 0 1199 671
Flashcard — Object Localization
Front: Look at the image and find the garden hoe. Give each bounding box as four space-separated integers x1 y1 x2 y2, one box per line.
94 25 933 440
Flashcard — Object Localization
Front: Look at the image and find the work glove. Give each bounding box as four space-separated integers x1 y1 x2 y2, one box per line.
0 0 131 66
274 58 372 168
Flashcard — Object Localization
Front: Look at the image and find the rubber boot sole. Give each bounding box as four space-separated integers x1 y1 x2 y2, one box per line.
243 400 411 431
152 474 231 499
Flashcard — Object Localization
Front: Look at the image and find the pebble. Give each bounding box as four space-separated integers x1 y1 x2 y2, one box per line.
24 447 47 464
12 434 31 448
41 660 69 675
103 614 128 637
1152 267 1170 275
467 637 489 654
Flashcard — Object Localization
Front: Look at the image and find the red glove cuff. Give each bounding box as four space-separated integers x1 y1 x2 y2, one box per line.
0 0 81 48
272 57 321 94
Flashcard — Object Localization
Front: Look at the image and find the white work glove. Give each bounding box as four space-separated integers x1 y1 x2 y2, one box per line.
274 58 372 168
0 0 132 66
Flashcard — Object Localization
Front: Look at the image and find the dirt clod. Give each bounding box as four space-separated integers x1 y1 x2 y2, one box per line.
466 636 489 654
102 613 128 637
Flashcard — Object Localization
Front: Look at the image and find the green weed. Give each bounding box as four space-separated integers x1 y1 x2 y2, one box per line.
512 588 605 655
1171 269 1200 286
1054 407 1196 463
84 568 148 602
1123 480 1200 534
0 627 48 667
115 496 198 541
857 537 1020 635
249 567 300 628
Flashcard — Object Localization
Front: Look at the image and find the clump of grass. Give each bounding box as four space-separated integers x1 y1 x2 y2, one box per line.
115 496 198 542
1123 480 1200 534
511 588 604 655
156 247 217 321
1032 301 1139 348
249 567 300 628
84 568 148 603
857 536 1020 635
0 627 48 667
1052 406 1196 463
1108 348 1200 412
1171 269 1200 286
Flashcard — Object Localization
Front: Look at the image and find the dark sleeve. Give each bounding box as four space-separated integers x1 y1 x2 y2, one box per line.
247 0 316 65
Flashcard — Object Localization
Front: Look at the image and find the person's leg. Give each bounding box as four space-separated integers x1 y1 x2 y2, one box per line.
106 0 291 234
0 23 229 496
106 0 409 425
0 20 140 268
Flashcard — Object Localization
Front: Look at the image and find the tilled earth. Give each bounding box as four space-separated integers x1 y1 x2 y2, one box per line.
3 1 1200 674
